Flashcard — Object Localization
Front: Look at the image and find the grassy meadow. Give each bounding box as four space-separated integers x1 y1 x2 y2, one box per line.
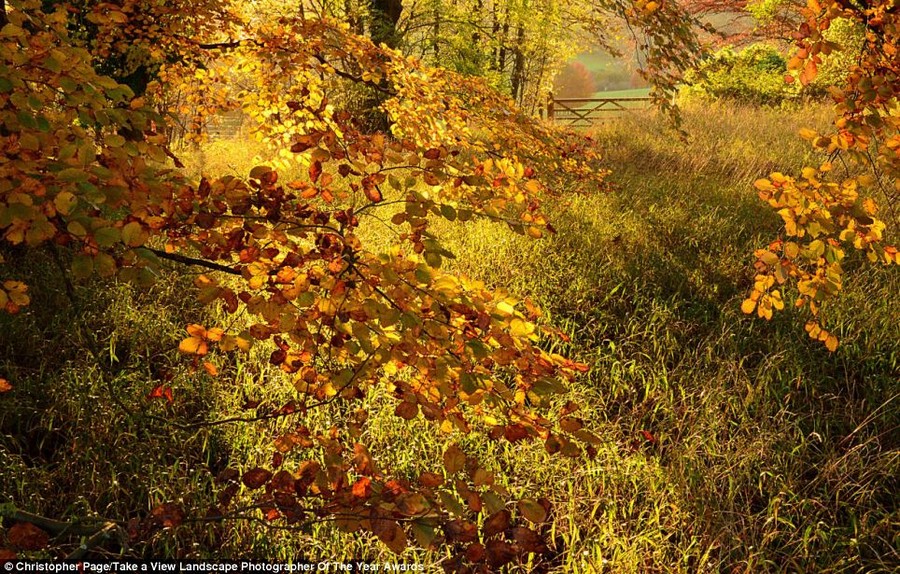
1 102 898 572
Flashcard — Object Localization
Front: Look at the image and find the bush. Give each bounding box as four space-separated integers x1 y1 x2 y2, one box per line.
683 43 801 105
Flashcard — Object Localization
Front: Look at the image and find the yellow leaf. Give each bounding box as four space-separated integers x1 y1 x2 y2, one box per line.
509 318 534 337
54 192 77 215
758 250 780 266
495 300 516 317
824 334 839 352
121 221 147 247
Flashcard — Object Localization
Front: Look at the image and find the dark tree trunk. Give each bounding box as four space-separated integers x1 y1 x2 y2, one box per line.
370 0 403 48
510 23 525 103
491 2 500 70
498 8 510 74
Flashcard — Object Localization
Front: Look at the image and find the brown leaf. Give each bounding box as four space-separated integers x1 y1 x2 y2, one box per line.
215 468 239 484
353 443 376 475
394 401 418 420
443 443 466 474
309 160 322 183
362 176 383 203
242 468 273 489
295 460 321 495
395 493 429 516
560 417 583 433
147 385 174 405
273 491 298 510
8 523 49 550
503 424 529 443
465 542 486 563
560 401 579 416
510 526 547 553
418 472 444 488
271 469 295 492
217 483 239 507
290 132 322 153
0 378 12 393
444 519 478 543
485 539 518 568
0 548 18 560
482 509 511 538
372 519 407 554
150 503 184 528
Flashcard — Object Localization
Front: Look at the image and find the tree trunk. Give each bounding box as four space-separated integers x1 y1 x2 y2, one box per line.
498 7 510 74
370 0 403 48
510 23 526 104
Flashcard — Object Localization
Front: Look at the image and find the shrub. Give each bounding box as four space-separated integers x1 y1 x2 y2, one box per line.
683 43 801 105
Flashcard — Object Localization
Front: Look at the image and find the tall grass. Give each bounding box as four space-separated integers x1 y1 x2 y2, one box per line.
1 103 897 572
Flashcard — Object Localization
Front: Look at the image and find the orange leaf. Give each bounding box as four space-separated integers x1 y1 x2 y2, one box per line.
351 477 372 498
147 385 174 405
178 336 207 355
186 324 207 338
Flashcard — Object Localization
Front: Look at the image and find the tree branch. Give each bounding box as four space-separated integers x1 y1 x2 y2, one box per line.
141 247 241 276
0 506 117 537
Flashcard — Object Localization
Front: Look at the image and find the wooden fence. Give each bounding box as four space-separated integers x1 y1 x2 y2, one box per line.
546 93 653 126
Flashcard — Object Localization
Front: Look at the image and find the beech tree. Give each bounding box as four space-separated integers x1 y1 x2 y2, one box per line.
742 0 899 350
0 0 601 567
553 61 597 99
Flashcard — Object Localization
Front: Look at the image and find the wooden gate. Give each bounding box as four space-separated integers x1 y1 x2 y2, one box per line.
546 93 652 126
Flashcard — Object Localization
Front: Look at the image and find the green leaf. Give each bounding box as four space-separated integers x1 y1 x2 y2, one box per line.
71 254 93 279
438 491 466 518
410 521 436 549
440 204 457 221
104 134 126 148
424 251 442 268
517 498 547 524
93 227 120 248
249 165 272 179
121 221 147 247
